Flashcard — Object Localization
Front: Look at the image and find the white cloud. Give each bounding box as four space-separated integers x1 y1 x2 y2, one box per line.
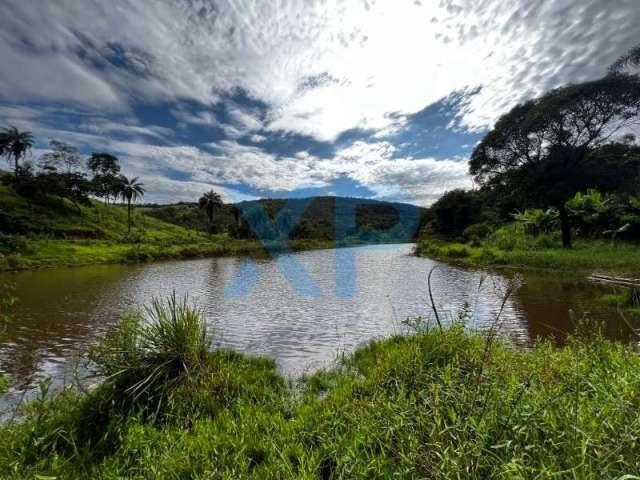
2 0 637 140
329 141 471 204
102 136 467 205
2 0 638 204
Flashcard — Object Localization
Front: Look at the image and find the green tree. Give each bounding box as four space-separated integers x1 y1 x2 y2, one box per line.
118 176 145 233
470 74 640 247
198 190 223 234
0 126 33 174
87 153 121 204
39 139 83 174
427 189 485 239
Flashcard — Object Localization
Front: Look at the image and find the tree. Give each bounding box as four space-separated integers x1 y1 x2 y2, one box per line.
427 189 485 239
470 73 640 247
610 43 640 74
118 176 145 233
198 190 223 234
87 153 121 204
39 139 83 174
0 126 33 174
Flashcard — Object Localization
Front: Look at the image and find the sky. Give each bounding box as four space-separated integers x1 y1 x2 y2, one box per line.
1 0 639 206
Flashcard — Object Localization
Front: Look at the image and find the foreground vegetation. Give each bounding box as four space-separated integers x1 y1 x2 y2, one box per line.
416 223 640 275
1 295 640 478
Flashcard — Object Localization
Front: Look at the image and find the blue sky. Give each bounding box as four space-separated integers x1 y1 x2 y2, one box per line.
1 0 639 205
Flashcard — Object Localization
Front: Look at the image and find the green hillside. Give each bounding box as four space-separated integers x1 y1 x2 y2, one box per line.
0 182 201 241
0 181 263 271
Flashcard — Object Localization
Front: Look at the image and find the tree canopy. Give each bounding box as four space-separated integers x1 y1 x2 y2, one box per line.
469 73 640 247
0 126 33 174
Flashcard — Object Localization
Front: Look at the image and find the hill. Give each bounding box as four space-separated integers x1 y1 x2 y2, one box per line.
0 181 422 271
144 196 426 244
0 181 265 271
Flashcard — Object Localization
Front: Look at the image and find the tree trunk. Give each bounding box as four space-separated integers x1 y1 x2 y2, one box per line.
14 155 18 175
127 200 132 233
558 203 572 248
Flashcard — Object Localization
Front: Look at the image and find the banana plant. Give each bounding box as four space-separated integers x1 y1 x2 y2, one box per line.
512 208 559 236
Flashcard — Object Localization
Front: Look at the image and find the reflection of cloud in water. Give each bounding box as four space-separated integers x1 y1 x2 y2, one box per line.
0 244 632 393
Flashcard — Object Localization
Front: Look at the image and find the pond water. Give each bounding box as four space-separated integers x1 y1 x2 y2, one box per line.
0 243 635 392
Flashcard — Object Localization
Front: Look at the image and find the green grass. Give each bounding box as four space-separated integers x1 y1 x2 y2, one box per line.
416 223 640 274
1 300 640 478
0 183 335 271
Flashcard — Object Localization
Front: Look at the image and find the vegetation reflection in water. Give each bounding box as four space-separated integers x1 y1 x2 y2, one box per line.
0 244 636 392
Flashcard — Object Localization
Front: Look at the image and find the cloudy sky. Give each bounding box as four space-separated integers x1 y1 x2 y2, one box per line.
1 0 638 205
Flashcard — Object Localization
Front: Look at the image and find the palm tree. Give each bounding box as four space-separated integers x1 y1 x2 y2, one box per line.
610 43 640 74
198 190 223 234
118 175 145 233
0 126 34 174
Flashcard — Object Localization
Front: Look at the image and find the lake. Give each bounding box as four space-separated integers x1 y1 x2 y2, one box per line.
0 243 634 391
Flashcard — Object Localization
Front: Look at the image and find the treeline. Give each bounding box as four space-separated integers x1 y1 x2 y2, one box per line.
146 196 425 244
422 45 640 247
1 131 145 231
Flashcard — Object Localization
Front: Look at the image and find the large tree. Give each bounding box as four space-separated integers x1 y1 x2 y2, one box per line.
0 126 33 174
39 139 83 174
198 190 223 234
87 153 121 204
470 73 640 247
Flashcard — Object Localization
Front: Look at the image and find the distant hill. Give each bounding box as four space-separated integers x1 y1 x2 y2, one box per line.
144 196 426 244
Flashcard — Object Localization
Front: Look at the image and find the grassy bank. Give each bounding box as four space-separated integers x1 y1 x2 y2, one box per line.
1 300 640 478
0 183 338 271
416 224 640 274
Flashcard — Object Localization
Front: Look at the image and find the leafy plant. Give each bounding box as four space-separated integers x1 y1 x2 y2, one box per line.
512 208 558 236
90 293 210 417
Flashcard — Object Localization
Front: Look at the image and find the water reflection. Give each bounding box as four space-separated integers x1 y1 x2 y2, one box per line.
0 244 634 389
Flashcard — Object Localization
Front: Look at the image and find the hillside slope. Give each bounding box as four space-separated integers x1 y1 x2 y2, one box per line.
0 183 262 271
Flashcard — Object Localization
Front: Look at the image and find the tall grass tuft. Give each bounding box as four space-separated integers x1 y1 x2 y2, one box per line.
90 292 210 418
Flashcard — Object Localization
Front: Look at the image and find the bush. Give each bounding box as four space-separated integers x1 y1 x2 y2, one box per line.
477 248 507 265
463 222 491 242
90 293 210 417
0 234 32 255
0 374 9 393
124 246 155 262
492 229 518 251
444 245 470 258
1 254 29 270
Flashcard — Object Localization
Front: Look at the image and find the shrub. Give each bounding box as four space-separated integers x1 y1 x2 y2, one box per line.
414 240 440 257
477 248 506 265
492 229 517 251
90 293 210 417
444 245 470 258
2 254 29 270
463 222 491 242
124 246 155 262
0 374 9 393
512 208 558 236
0 234 32 255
